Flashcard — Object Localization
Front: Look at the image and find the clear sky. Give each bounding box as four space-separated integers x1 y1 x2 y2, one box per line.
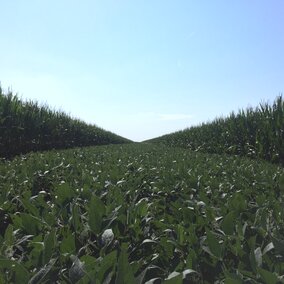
1 0 283 141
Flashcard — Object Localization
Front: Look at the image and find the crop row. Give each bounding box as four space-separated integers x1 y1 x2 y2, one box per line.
147 96 284 165
0 87 131 159
0 144 283 283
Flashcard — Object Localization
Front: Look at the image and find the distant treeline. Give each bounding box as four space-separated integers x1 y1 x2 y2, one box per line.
0 87 131 159
147 96 284 165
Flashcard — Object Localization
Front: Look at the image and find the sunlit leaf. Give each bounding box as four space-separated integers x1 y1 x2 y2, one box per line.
254 247 262 267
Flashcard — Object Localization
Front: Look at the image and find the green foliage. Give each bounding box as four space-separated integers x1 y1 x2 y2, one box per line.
0 87 131 159
0 85 284 282
0 143 283 282
147 95 284 165
88 195 105 234
115 243 136 284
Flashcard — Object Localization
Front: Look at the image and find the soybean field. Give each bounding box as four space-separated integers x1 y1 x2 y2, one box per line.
0 143 283 283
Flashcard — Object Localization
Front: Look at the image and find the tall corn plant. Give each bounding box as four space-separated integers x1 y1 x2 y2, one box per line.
0 87 131 159
148 95 284 165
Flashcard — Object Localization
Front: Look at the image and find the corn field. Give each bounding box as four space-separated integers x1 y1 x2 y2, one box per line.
0 87 131 159
147 95 284 165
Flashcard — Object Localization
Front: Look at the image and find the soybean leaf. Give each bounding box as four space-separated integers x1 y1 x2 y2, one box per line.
182 269 200 282
222 212 235 235
115 243 136 284
69 256 85 284
136 265 164 284
60 234 75 254
89 195 105 234
225 278 243 284
21 213 40 234
0 259 30 284
263 242 274 255
43 229 56 265
206 228 223 259
164 271 183 284
258 268 279 284
271 236 284 255
4 224 14 246
97 251 117 283
28 258 57 284
21 198 39 217
254 247 262 267
55 183 75 206
177 224 184 245
23 213 47 233
71 203 81 231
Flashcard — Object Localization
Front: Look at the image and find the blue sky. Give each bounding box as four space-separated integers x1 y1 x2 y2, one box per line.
1 0 283 141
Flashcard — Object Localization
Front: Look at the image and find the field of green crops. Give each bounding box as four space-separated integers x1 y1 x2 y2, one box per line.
1 143 284 283
1 90 284 283
147 96 284 165
0 88 131 159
